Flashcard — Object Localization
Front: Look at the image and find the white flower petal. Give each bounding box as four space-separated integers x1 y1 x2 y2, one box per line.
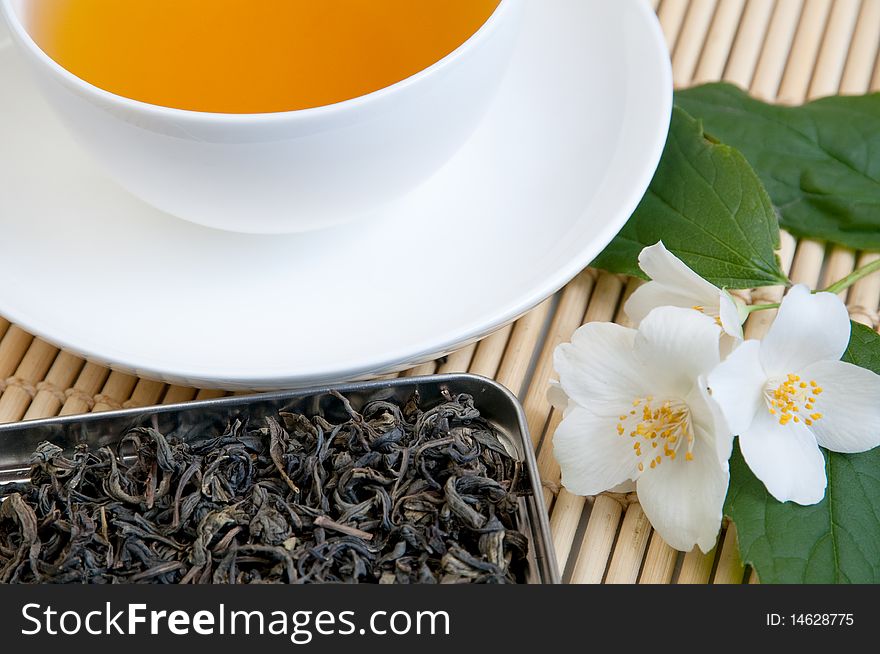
799 359 880 453
634 307 721 397
625 242 724 327
707 339 766 435
554 406 639 496
554 322 645 410
625 284 716 326
636 436 728 553
687 378 735 466
547 380 570 414
760 285 851 376
739 410 827 505
637 241 720 302
719 290 745 340
609 480 637 494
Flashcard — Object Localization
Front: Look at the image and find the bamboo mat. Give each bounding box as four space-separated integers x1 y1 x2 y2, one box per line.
2 0 879 583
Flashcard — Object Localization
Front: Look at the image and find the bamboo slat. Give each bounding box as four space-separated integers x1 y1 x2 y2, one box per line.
639 532 679 584
849 254 880 328
790 240 827 287
677 547 716 584
494 297 555 397
58 362 110 416
550 489 588 570
723 0 777 88
713 524 746 584
23 352 84 420
569 496 624 584
839 0 880 93
777 0 833 103
672 0 721 84
0 326 34 381
539 409 567 510
615 279 642 330
807 0 861 98
467 325 512 379
659 0 693 53
0 0 877 586
436 343 476 374
822 249 857 297
0 339 57 423
400 361 437 378
124 379 166 409
873 43 880 90
162 385 198 405
90 371 138 413
195 388 227 401
750 0 806 100
605 504 652 584
692 0 748 84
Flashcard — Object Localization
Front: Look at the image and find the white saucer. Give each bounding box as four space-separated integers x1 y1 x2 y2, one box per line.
0 0 671 390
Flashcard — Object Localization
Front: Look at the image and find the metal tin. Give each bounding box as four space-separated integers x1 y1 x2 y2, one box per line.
0 374 560 584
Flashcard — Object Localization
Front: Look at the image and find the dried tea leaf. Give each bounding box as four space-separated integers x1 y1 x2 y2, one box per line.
0 391 530 584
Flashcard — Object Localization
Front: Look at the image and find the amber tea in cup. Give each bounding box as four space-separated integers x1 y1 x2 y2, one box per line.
6 0 520 232
26 0 502 113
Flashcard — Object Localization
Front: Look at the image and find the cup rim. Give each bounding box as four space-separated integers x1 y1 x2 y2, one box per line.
0 0 512 123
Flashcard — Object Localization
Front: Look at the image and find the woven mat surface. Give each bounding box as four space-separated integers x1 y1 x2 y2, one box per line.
2 0 879 583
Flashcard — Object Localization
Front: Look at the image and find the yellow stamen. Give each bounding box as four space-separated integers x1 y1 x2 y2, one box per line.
618 395 696 471
767 374 823 428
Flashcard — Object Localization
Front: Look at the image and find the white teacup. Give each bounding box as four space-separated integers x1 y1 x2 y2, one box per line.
0 0 521 233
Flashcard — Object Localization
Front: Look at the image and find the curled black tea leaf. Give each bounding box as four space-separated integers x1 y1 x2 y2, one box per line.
0 391 530 584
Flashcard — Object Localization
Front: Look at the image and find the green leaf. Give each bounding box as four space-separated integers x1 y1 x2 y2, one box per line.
726 323 880 583
676 83 880 250
843 321 880 371
593 107 788 288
